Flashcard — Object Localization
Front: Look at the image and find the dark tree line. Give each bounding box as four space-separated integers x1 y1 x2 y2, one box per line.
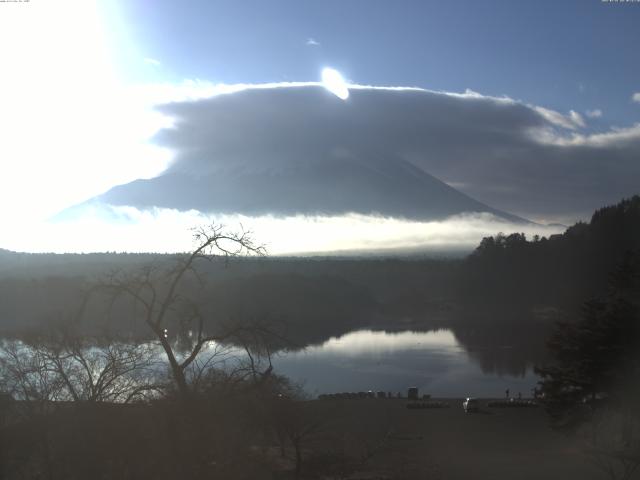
462 195 640 315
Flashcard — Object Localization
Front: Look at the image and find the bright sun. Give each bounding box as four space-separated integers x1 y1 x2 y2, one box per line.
322 68 350 100
0 0 169 225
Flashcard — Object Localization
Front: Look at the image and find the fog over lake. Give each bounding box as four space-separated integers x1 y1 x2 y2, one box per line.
273 329 538 398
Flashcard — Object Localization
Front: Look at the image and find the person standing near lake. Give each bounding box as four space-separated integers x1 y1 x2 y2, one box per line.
505 388 510 399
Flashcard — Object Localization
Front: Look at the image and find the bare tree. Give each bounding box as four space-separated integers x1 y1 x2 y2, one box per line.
0 329 160 407
0 338 65 415
97 224 267 399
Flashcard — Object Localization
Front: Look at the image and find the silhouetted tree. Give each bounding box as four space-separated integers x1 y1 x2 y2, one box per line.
0 330 158 406
97 224 267 399
536 252 640 425
536 252 640 479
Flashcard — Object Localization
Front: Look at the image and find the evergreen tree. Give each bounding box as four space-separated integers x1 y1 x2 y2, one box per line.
535 252 640 429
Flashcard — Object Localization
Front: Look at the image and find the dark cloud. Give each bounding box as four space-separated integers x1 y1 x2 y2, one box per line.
153 86 542 176
102 85 640 221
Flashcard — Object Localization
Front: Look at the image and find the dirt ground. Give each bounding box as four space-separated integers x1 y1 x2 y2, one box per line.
301 398 611 480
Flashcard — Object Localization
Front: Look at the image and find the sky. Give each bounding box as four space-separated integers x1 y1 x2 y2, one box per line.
0 0 639 254
106 0 640 126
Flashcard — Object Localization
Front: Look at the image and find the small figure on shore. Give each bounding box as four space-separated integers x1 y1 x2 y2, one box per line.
518 392 522 400
505 388 510 399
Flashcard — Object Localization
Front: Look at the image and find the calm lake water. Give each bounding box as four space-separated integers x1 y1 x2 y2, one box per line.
1 328 540 399
272 329 539 398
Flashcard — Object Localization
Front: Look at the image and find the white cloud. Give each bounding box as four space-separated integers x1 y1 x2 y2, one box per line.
144 57 161 67
128 79 317 104
633 92 640 103
306 38 320 46
535 123 640 148
585 109 602 118
569 110 586 128
532 106 586 130
4 207 563 254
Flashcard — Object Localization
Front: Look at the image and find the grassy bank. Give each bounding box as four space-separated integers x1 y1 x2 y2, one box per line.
294 398 602 479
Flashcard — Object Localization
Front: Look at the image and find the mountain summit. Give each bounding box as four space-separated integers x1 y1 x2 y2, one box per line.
90 156 525 222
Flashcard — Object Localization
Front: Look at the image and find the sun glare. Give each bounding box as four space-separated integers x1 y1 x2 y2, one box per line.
0 1 170 226
322 68 350 100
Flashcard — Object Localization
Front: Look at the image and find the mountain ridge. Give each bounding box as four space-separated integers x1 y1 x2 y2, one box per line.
69 156 528 223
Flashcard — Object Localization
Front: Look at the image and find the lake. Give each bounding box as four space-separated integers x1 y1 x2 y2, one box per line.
272 329 539 398
0 326 542 400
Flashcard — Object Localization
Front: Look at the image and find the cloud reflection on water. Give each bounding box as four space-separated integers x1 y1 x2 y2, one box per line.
273 329 538 398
